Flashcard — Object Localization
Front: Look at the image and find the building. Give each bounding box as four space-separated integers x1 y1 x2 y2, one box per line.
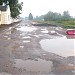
0 4 11 25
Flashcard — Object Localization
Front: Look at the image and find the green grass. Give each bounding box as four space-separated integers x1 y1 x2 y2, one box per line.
56 20 75 29
33 20 75 29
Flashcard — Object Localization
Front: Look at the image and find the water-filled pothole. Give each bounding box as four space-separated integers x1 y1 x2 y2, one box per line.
40 36 75 57
16 26 37 32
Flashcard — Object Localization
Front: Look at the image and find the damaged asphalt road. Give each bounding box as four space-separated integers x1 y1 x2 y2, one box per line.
0 20 75 75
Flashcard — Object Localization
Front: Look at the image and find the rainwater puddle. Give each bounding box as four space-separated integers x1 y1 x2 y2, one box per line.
7 38 11 40
41 29 46 30
40 36 75 57
23 40 30 43
16 26 37 32
4 36 8 38
50 31 56 34
20 46 24 48
22 36 31 39
13 59 53 73
41 29 48 33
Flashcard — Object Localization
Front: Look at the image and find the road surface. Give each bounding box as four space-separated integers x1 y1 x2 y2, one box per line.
0 20 75 75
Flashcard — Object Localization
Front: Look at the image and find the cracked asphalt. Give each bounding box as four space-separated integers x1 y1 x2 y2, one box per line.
0 20 75 75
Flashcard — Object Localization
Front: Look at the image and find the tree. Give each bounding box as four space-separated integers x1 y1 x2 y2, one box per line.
0 0 23 18
34 15 44 20
62 11 71 20
29 13 33 20
44 11 72 21
0 0 4 5
44 11 60 21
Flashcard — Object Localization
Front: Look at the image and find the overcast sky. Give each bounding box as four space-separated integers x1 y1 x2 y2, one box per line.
19 0 75 17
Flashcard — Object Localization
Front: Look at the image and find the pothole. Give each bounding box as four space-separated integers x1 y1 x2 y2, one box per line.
16 26 37 32
40 36 75 57
23 40 30 43
22 36 31 39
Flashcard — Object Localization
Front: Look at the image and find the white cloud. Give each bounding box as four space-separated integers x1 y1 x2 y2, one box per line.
19 0 75 17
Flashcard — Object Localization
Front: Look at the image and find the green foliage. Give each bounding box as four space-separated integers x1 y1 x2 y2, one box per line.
57 20 75 26
44 11 62 21
29 13 33 20
0 0 23 18
34 15 44 20
0 0 4 5
62 11 71 20
34 11 75 28
44 11 71 21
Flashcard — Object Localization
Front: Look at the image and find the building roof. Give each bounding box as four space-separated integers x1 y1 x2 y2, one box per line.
0 5 7 11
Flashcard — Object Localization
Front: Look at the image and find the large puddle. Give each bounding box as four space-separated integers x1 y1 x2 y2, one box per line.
16 26 37 32
40 36 75 57
13 59 53 73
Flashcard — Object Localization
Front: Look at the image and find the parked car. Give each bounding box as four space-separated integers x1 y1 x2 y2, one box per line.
66 29 75 35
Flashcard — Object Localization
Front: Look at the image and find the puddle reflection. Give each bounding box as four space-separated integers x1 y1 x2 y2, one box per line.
22 36 31 39
41 29 48 33
16 26 37 32
23 40 30 43
4 36 8 38
66 35 75 39
20 46 24 48
7 38 11 40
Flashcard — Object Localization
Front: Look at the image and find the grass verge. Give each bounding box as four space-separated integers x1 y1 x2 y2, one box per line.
33 20 75 29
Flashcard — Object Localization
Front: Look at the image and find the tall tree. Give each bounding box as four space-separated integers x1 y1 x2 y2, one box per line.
29 13 33 20
44 11 71 21
0 0 23 18
62 11 71 20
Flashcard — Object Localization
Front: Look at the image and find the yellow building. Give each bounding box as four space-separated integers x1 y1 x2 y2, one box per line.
0 4 11 25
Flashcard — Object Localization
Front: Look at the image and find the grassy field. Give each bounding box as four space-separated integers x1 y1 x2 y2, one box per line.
33 20 75 29
56 20 75 29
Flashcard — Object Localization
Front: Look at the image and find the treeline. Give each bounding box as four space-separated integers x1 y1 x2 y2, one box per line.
34 11 73 21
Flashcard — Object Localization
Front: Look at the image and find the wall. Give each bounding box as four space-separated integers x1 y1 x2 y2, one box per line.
1 5 11 25
0 11 1 25
1 12 5 24
5 5 11 24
